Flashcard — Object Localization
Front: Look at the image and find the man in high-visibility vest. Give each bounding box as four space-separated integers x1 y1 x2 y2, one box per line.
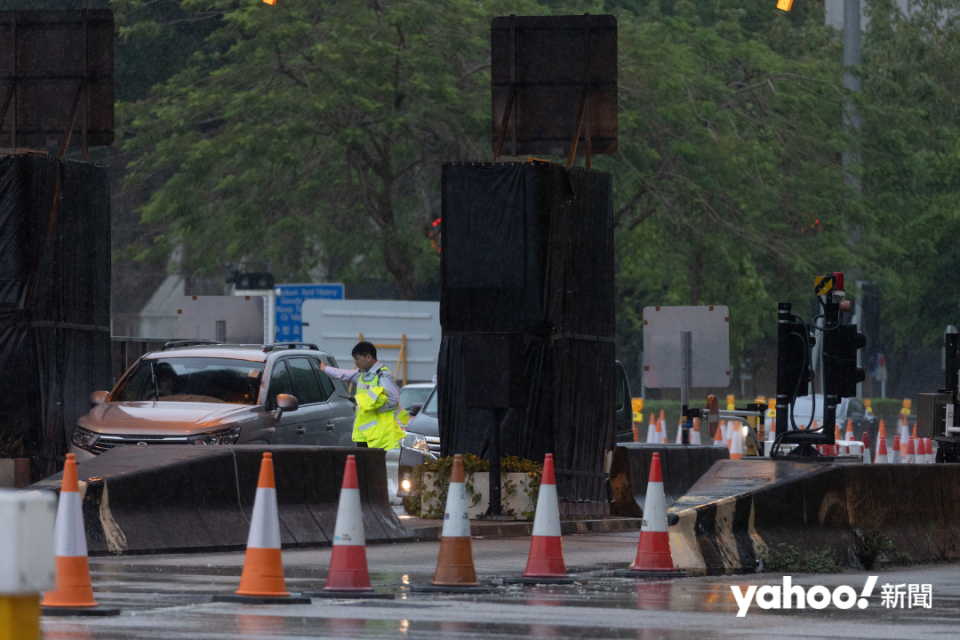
319 341 408 450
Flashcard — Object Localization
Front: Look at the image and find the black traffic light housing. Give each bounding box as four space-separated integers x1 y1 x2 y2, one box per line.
831 324 867 398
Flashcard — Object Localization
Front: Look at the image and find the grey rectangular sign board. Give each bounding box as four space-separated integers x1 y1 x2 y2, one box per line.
177 296 264 344
643 305 730 388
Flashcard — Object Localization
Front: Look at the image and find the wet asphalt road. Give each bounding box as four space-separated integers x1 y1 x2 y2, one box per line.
43 531 960 640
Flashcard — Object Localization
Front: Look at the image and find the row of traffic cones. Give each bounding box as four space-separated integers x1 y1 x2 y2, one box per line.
640 410 705 445
43 450 688 608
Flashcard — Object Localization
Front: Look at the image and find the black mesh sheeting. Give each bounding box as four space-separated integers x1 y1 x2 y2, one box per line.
439 162 615 505
0 153 111 479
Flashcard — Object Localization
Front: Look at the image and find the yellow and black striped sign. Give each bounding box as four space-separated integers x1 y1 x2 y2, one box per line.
814 275 835 296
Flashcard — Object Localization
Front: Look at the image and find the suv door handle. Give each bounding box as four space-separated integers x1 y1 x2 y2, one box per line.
297 426 306 435
325 422 335 431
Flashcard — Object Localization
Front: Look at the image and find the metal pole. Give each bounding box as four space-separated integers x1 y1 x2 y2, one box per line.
842 0 862 191
680 331 692 444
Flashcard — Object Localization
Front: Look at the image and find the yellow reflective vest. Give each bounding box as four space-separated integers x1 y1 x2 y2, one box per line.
354 367 407 450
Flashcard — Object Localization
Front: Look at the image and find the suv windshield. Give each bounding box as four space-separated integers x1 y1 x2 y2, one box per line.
114 358 265 405
422 388 438 417
400 385 434 410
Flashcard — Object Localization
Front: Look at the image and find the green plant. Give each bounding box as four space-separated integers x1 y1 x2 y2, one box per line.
761 542 843 573
853 527 896 569
410 454 542 519
895 552 913 565
0 430 24 459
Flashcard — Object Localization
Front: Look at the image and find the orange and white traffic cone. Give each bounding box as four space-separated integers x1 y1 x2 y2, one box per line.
714 421 726 449
412 454 488 593
41 454 120 617
845 419 854 442
879 420 887 442
892 435 902 464
921 438 931 464
905 437 916 464
645 413 657 444
659 410 667 443
729 427 743 460
307 455 393 599
215 453 309 604
861 432 871 464
875 436 889 463
899 421 910 458
691 418 702 445
614 453 688 578
505 454 573 585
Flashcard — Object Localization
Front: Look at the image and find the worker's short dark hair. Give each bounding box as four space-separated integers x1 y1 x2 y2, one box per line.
352 341 377 359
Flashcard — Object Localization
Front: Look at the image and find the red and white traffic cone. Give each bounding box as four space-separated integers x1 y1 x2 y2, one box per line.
41 454 120 617
845 419 854 442
691 418 702 445
214 452 309 604
614 453 688 578
505 454 573 585
861 432 871 464
714 421 725 449
892 435 902 464
875 436 889 463
899 421 910 458
307 455 393 599
906 437 916 464
659 410 667 444
921 438 931 464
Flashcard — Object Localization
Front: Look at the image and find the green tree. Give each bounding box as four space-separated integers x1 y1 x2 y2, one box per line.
602 4 857 377
122 0 539 298
860 0 960 377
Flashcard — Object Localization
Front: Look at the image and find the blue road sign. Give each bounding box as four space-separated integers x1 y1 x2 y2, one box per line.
275 283 345 342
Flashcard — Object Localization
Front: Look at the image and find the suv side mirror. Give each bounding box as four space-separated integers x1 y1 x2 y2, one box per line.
275 394 299 421
408 403 423 417
89 390 109 406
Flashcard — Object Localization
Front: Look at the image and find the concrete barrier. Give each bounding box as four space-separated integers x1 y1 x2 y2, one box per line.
667 460 960 575
31 446 410 555
609 444 729 518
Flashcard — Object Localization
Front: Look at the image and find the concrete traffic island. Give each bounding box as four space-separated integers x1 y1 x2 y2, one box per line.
31 446 410 555
667 459 960 575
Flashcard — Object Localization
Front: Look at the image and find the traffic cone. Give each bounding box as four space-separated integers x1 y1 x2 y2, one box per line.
906 437 916 464
675 417 683 444
614 453 688 578
714 421 726 449
835 425 841 442
729 427 743 460
875 436 889 463
505 454 573 585
923 438 932 464
411 454 488 592
691 418 701 445
892 435 902 464
41 455 120 617
861 432 871 464
900 422 910 457
845 419 854 441
646 413 657 444
214 453 309 604
912 424 918 441
879 420 887 441
655 415 665 444
306 455 393 599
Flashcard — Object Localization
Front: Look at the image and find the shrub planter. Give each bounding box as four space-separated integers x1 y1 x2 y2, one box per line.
420 471 537 520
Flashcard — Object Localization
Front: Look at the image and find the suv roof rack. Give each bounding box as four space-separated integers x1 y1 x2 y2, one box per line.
263 342 320 353
162 340 227 351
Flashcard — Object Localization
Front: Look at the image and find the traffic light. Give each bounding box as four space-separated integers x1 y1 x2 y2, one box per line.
833 324 866 398
776 303 814 400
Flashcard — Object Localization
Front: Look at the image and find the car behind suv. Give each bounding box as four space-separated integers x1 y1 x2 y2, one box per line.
70 342 356 459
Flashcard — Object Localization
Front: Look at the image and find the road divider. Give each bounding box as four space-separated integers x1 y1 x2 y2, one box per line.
31 446 409 555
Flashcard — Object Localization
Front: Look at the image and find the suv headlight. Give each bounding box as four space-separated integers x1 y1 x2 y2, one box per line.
71 427 100 450
401 432 430 453
188 426 242 445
